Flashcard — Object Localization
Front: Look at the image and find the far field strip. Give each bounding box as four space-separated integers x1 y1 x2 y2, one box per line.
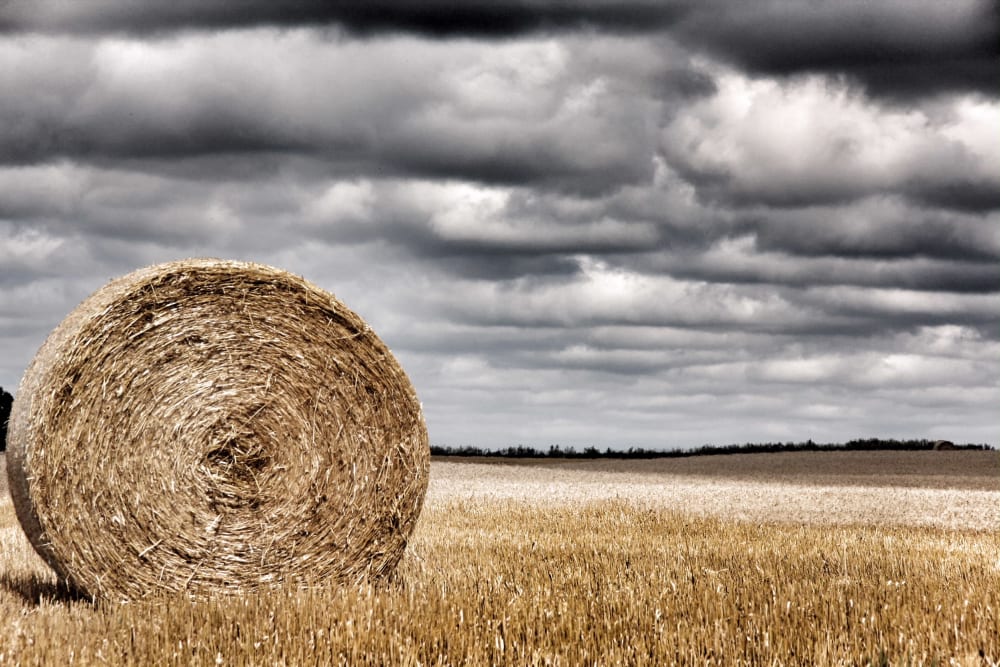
1 451 998 532
427 451 1000 531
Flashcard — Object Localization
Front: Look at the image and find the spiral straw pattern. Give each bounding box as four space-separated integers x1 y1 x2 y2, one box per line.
7 259 429 600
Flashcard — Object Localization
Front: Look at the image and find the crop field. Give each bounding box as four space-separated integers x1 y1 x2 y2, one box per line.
1 450 999 665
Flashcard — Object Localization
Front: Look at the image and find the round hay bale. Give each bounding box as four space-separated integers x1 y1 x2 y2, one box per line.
6 259 429 600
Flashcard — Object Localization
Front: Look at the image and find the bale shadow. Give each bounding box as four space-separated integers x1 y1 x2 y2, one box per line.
0 571 92 606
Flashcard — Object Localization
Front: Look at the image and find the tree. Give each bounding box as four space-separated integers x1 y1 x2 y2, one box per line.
0 386 12 452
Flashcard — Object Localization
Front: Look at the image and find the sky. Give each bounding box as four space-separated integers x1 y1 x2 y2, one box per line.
1 1 998 449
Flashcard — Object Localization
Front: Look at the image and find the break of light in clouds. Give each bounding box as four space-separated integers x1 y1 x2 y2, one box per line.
1 1 998 448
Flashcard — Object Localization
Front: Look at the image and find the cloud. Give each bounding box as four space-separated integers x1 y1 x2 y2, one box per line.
3 0 994 103
672 0 1000 101
0 1 688 37
643 237 1000 295
745 201 1000 263
1 3 998 448
0 32 668 194
660 71 1000 210
402 318 1000 447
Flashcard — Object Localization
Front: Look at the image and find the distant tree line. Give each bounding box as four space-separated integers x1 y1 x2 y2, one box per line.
0 387 991 459
430 438 994 460
0 386 12 452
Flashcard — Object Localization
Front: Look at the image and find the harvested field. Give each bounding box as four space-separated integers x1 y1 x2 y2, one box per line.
435 449 1000 489
427 450 1000 531
1 450 998 665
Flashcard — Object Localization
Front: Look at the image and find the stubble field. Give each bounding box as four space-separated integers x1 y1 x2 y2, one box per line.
1 450 998 665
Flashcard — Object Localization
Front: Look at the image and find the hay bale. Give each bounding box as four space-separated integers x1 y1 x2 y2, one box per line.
6 259 429 600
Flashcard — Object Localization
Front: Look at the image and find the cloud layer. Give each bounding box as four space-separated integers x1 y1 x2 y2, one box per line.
4 0 996 101
1 2 997 447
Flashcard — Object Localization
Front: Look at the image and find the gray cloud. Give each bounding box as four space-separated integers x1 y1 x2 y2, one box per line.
0 33 667 196
2 0 994 102
0 4 997 448
673 0 1000 101
0 1 687 37
745 205 1000 263
634 246 1000 296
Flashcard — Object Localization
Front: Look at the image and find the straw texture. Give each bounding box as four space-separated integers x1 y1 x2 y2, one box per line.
7 259 429 600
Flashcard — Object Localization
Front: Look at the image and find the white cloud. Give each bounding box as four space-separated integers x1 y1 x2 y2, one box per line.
306 181 377 227
939 97 1000 170
0 226 66 268
661 66 998 206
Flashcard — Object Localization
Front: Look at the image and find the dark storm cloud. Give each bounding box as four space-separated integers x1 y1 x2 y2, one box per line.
909 179 1000 213
790 286 1000 338
673 0 1000 100
0 1 687 37
0 119 308 165
3 0 995 102
633 249 1000 296
746 210 1000 263
681 170 1000 213
383 141 652 195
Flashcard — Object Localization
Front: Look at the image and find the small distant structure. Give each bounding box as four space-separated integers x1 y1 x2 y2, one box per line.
932 440 956 451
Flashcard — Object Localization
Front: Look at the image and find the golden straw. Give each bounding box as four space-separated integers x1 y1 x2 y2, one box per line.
7 259 429 601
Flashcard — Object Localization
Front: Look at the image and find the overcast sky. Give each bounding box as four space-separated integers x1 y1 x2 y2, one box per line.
1 1 998 449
